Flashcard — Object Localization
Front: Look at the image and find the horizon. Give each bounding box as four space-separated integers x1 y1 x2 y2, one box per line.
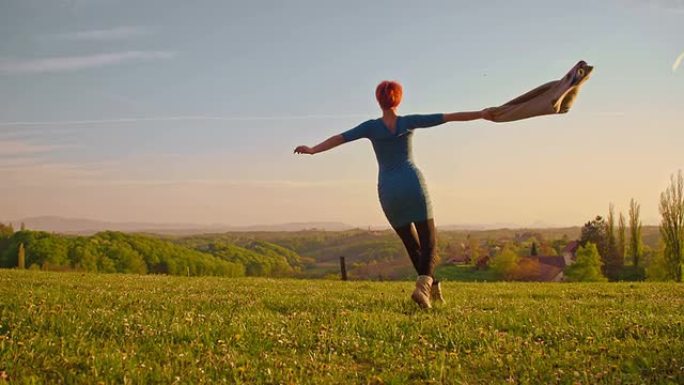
1 1 682 227
1 214 665 233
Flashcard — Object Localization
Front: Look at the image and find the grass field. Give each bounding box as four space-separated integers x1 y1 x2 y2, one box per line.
435 265 498 282
1 271 683 384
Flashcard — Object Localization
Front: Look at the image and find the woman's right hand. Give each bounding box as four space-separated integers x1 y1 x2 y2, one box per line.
294 145 315 155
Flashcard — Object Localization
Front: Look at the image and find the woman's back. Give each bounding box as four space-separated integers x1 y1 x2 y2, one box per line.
341 114 444 173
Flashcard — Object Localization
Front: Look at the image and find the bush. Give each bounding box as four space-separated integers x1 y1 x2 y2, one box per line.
616 265 646 281
565 243 607 282
646 246 671 281
490 247 519 280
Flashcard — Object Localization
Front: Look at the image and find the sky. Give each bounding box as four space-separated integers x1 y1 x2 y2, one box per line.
0 0 682 228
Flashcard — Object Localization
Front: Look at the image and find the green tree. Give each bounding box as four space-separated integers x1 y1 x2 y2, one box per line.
97 256 117 273
580 216 607 260
0 223 14 238
107 244 147 274
551 238 568 255
603 204 622 279
628 198 643 268
565 243 607 282
530 242 538 257
18 243 25 269
69 242 99 272
467 235 480 264
617 212 626 263
1 229 248 277
490 246 519 280
30 235 70 269
541 244 558 256
659 170 684 282
646 243 669 281
4 232 70 270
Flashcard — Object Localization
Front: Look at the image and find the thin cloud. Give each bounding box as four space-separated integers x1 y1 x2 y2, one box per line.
0 51 176 74
657 0 684 12
0 161 101 184
0 114 368 127
50 26 153 41
0 156 43 168
0 140 69 156
632 0 684 12
622 0 684 14
673 51 684 72
79 178 367 187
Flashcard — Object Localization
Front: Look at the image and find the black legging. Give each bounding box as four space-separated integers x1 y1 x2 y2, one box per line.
393 219 437 277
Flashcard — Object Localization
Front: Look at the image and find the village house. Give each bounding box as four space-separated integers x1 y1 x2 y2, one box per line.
524 241 580 281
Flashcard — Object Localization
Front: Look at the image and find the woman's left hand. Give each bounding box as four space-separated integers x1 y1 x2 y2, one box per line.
294 145 315 155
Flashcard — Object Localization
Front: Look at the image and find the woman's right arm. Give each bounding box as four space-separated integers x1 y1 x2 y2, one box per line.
294 135 345 155
294 121 369 155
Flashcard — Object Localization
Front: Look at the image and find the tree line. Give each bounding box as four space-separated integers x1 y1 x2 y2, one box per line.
579 171 684 281
0 229 304 277
486 170 684 282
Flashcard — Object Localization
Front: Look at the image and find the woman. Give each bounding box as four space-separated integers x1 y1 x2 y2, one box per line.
294 81 493 309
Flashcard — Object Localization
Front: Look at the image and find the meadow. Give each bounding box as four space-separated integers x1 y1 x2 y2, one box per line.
1 270 683 384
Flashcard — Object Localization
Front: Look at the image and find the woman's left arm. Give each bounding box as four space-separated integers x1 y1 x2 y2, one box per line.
408 109 494 130
444 109 494 122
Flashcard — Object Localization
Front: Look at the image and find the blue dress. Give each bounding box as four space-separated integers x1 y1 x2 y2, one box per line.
341 114 446 228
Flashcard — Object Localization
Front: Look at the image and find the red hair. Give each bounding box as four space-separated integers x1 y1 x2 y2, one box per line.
375 81 403 110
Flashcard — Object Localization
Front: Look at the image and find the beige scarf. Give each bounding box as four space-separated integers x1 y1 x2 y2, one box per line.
487 60 593 123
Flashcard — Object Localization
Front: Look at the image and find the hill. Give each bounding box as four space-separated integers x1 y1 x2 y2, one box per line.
1 270 682 384
0 230 304 277
7 216 354 234
0 226 665 280
177 226 661 279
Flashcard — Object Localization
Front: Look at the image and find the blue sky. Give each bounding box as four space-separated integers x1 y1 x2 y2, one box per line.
0 0 682 227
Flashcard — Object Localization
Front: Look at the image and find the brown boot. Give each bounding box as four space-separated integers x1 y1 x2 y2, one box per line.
411 275 433 309
431 280 445 304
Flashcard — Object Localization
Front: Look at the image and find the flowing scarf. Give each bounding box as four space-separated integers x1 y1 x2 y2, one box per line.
488 60 593 123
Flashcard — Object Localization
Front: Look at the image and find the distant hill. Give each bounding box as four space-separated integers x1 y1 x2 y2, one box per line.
8 216 603 235
7 216 354 235
440 223 523 231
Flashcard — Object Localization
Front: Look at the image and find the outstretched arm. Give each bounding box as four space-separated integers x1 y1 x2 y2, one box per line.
407 110 494 130
294 134 345 155
444 109 494 122
295 121 369 155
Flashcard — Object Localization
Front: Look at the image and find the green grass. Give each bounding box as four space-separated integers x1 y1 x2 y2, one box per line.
435 264 498 282
1 270 683 384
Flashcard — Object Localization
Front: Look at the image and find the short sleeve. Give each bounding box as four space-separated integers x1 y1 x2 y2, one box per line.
403 114 445 130
341 120 371 142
